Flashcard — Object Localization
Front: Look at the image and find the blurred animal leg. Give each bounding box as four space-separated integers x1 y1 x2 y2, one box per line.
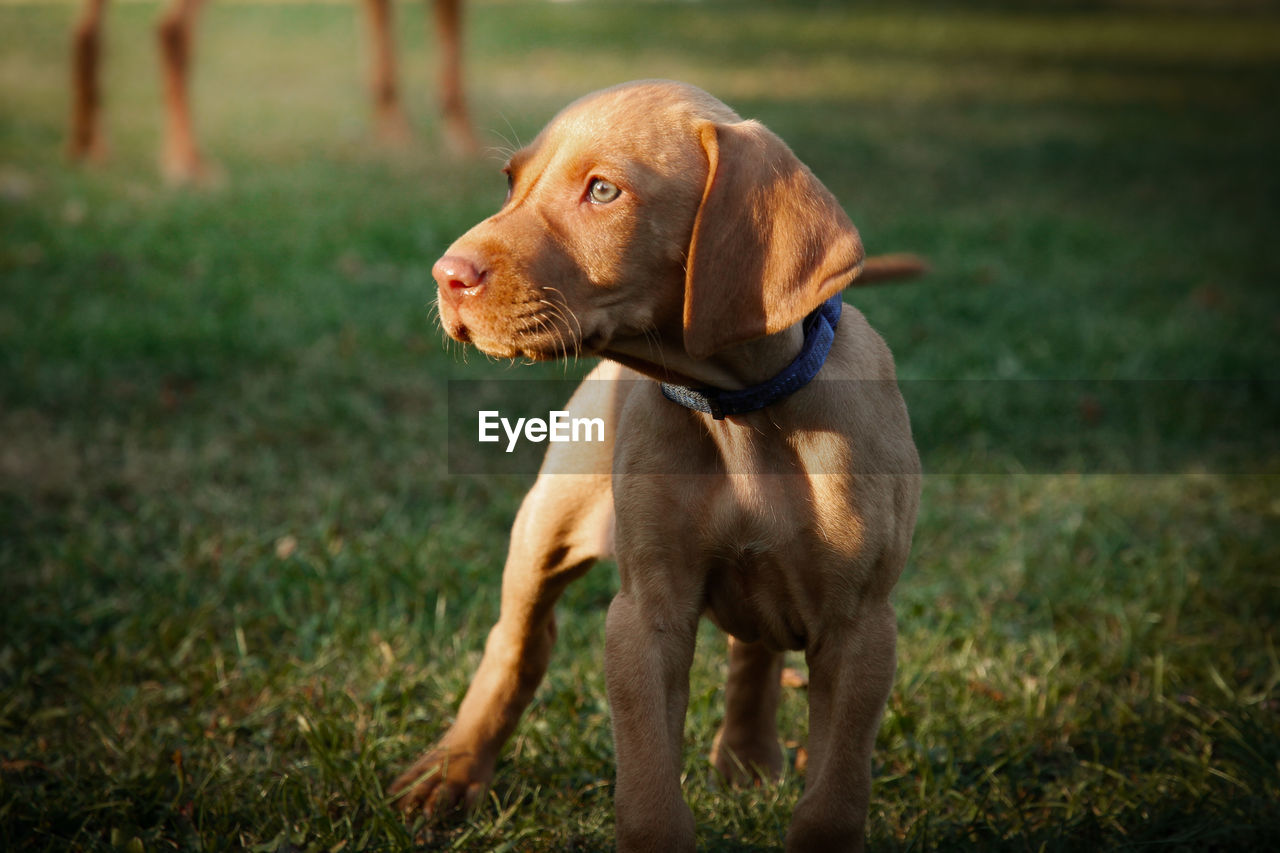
362 0 412 144
70 0 108 163
431 0 476 154
156 0 212 184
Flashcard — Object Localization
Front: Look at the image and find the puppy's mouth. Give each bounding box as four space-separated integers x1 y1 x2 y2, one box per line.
438 292 601 361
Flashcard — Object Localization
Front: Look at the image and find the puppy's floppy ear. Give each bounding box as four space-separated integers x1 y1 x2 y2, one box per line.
683 120 864 360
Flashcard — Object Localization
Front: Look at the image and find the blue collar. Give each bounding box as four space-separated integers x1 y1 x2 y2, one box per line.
660 293 843 420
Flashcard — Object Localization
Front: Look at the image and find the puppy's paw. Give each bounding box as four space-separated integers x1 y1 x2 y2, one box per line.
388 744 494 819
710 727 784 787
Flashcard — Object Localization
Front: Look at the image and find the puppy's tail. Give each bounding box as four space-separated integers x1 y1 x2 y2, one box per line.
854 253 930 285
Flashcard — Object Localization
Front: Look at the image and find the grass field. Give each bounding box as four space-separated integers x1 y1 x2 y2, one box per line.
2 0 1279 850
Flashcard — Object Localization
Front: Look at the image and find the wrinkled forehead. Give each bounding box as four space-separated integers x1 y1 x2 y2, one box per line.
512 82 740 176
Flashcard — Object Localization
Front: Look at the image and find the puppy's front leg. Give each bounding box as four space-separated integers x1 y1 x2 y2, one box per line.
605 588 699 852
785 599 897 853
391 371 620 817
391 469 611 816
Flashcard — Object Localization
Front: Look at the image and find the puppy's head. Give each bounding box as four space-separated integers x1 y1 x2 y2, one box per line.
433 80 863 363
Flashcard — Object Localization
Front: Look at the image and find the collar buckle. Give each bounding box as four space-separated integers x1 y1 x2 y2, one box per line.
660 292 844 420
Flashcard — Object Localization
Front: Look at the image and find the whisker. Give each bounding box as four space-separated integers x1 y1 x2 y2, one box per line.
535 299 573 350
543 287 584 343
538 301 573 347
643 323 669 376
483 144 516 163
543 301 582 367
501 113 524 151
540 287 586 370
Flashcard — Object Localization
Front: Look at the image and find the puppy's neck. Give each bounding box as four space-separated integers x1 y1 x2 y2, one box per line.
605 321 807 391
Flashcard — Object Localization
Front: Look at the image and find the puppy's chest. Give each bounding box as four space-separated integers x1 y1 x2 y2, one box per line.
699 485 833 649
622 472 846 651
612 398 866 648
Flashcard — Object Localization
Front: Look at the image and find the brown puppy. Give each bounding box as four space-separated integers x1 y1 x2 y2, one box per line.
392 80 920 852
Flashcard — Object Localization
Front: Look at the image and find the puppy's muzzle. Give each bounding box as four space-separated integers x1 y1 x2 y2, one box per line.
433 252 490 342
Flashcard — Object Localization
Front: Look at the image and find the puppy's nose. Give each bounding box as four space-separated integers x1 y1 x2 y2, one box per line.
433 254 487 297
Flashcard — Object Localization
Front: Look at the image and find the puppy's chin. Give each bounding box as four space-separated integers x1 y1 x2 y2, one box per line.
439 311 522 358
441 319 472 345
440 306 591 361
463 330 574 362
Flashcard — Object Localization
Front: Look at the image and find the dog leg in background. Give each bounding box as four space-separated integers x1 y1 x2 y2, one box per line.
360 0 476 152
156 0 210 184
431 0 476 154
69 0 108 164
361 0 476 151
361 0 412 145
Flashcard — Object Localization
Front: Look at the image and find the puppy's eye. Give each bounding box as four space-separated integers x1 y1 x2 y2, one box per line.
504 170 514 202
588 178 621 205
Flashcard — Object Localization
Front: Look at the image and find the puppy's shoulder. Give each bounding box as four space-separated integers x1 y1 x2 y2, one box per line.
828 304 899 382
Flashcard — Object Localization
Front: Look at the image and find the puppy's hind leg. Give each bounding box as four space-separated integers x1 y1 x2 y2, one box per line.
710 636 784 787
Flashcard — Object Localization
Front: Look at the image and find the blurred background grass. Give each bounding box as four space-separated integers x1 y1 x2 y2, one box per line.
2 0 1278 850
